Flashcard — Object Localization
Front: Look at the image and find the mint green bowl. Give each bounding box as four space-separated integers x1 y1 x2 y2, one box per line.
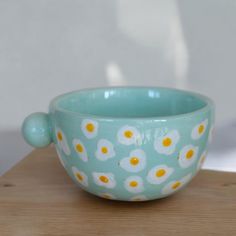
22 87 214 201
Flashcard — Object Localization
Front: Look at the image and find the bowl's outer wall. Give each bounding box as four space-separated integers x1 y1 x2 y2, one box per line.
49 106 214 201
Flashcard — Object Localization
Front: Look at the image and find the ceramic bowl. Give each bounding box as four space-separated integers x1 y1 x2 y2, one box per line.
22 87 214 201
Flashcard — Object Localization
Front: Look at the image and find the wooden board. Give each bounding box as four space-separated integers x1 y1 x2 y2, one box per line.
0 147 236 236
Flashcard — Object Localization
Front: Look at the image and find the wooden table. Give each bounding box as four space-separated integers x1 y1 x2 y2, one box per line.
0 147 236 236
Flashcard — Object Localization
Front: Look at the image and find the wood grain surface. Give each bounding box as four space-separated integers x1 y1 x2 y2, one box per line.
0 147 235 236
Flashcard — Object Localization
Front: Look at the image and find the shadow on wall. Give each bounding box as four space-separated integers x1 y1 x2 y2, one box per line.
0 130 32 175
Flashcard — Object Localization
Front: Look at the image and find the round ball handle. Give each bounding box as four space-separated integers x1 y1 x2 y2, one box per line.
22 112 52 148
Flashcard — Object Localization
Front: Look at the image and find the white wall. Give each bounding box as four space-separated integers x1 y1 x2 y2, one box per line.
1 0 236 174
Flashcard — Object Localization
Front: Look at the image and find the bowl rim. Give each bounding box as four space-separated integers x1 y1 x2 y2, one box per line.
49 86 214 121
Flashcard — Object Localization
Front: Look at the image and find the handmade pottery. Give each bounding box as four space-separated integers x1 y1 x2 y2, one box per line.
22 87 214 201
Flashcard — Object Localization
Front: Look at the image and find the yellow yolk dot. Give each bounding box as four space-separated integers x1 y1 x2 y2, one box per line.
101 147 108 154
172 181 181 189
162 137 172 147
124 130 133 138
57 132 63 141
76 173 83 181
130 157 139 166
198 124 204 134
99 175 109 183
156 169 166 177
86 123 95 132
129 181 138 187
76 143 83 153
186 149 194 159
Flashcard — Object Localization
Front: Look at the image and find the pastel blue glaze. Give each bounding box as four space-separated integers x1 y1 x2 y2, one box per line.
22 87 215 201
22 112 52 148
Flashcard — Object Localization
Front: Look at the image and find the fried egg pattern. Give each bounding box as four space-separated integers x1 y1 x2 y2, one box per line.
92 172 116 189
130 195 148 201
124 176 144 193
191 119 208 140
154 130 180 155
73 139 88 162
81 119 98 139
72 166 88 187
95 139 115 161
119 149 146 173
99 193 116 200
55 128 71 155
161 173 192 196
147 165 174 184
178 145 199 168
117 125 141 145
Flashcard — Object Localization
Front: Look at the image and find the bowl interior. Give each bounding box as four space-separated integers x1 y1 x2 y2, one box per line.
54 87 208 118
